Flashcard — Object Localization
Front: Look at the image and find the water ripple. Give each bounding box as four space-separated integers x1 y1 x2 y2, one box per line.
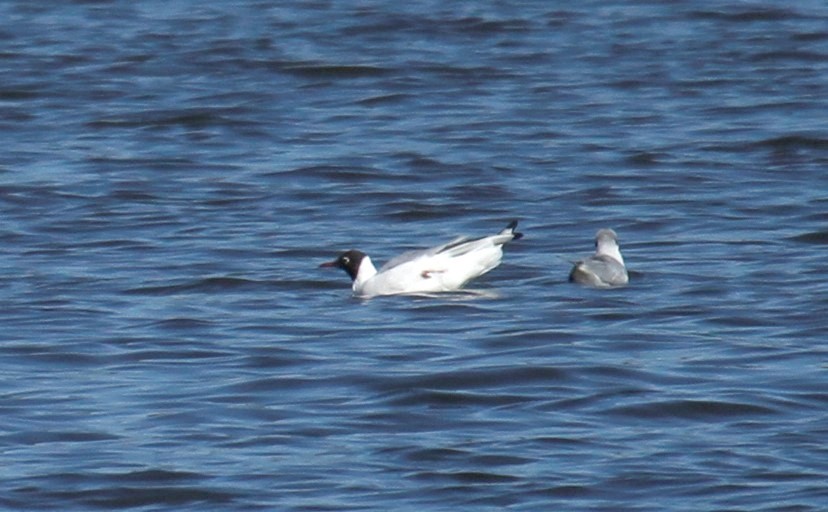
1 0 827 510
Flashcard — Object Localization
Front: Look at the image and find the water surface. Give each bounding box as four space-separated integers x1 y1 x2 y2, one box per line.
1 1 827 510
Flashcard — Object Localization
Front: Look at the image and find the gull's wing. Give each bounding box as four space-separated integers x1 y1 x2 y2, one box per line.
571 255 627 286
379 236 468 272
378 221 521 273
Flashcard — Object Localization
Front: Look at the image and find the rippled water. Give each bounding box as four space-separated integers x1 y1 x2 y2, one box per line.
2 1 827 510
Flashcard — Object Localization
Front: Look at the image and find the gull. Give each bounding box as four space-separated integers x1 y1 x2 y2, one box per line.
569 228 628 288
321 221 522 297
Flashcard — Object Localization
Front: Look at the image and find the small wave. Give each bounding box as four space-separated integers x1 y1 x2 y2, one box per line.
151 318 215 330
608 399 777 420
73 485 236 509
3 430 120 446
356 92 411 107
125 277 261 295
0 88 42 100
86 107 260 131
282 63 389 79
366 365 569 399
410 469 520 485
756 135 828 151
689 7 804 23
788 230 828 244
388 388 530 408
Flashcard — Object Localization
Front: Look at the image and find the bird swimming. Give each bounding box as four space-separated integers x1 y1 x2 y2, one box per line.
320 221 523 297
569 228 628 288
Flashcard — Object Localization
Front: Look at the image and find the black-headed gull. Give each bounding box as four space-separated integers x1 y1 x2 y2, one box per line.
320 221 523 297
569 228 628 288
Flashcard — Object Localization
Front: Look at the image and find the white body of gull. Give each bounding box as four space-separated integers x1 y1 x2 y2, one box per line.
569 228 628 288
321 221 522 297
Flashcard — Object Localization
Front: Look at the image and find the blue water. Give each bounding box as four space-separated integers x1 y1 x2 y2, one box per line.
2 1 827 510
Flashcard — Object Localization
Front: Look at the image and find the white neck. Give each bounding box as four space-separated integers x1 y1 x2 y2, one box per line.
353 255 378 291
597 242 624 266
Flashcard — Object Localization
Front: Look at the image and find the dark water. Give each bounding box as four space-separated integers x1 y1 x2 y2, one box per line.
2 1 827 510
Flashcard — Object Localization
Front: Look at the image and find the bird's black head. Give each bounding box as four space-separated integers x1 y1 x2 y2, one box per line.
319 249 366 281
